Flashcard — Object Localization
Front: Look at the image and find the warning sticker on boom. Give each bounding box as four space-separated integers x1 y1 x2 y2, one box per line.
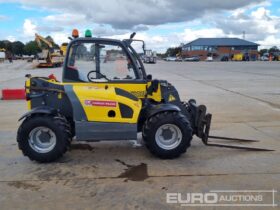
84 100 117 107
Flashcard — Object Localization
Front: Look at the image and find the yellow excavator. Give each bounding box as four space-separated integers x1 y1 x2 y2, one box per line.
35 33 64 68
60 43 68 56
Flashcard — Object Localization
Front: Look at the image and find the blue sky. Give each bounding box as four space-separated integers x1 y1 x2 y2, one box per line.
0 3 47 36
0 0 279 52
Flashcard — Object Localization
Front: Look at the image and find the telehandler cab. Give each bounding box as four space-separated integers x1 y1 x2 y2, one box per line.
17 30 270 163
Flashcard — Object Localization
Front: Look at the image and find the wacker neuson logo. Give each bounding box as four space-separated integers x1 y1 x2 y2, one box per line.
166 190 278 207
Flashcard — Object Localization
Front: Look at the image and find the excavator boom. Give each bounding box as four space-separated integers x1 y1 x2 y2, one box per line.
35 33 53 49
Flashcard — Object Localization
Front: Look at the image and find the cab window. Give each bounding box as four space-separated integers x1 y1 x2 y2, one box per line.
66 42 137 82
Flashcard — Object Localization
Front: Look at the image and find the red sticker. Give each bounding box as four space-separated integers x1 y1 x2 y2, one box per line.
85 100 117 107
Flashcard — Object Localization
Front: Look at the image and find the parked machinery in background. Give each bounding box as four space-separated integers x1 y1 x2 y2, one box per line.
0 48 5 63
175 52 183 62
164 56 176 61
271 52 280 61
220 54 229 62
243 53 250 61
34 33 64 68
60 43 68 56
260 53 269 61
232 53 250 61
143 49 157 64
232 53 243 61
206 53 213 61
184 56 200 62
259 52 280 61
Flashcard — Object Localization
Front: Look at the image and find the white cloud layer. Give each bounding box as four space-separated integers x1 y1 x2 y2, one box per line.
3 0 265 29
43 13 87 26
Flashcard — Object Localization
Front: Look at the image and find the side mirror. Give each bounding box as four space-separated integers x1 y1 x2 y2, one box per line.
147 74 152 81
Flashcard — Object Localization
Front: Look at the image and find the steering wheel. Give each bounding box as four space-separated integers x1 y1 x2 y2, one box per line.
87 70 109 82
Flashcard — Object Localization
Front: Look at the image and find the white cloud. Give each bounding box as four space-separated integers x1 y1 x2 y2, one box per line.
6 35 16 42
180 28 225 43
37 25 64 33
213 6 280 44
43 13 86 26
49 32 69 44
23 19 37 37
251 7 271 19
21 18 64 42
257 35 280 49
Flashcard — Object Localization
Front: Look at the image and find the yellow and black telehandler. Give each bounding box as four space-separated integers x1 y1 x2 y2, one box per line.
17 30 271 162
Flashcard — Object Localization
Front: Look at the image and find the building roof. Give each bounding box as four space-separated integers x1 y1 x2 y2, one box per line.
184 38 259 47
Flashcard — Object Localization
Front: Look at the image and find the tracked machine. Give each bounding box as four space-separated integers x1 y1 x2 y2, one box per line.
34 33 64 68
17 30 272 162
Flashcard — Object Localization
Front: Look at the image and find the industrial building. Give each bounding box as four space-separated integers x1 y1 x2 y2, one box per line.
182 38 259 61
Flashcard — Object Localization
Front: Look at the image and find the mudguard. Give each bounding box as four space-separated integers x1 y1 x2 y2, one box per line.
18 106 58 121
137 103 181 132
145 103 181 119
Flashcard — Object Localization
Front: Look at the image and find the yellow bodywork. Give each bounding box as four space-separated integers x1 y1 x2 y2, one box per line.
25 79 31 110
26 78 163 124
71 82 162 102
73 85 141 123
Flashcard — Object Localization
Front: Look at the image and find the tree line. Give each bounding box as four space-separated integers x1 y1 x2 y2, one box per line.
259 46 280 56
0 36 59 56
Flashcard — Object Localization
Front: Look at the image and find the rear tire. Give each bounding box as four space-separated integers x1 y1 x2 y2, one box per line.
17 114 71 163
143 111 192 159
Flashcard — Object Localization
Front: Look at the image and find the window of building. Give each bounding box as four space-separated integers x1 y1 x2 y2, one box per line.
233 46 257 51
192 46 204 51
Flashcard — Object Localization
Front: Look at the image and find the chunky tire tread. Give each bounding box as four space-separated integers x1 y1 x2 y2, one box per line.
17 114 71 163
143 111 192 159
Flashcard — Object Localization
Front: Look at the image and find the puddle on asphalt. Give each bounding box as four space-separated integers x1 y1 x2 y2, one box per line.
116 159 148 181
7 181 40 191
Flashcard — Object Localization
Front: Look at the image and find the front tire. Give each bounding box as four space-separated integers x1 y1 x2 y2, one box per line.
143 111 192 159
17 114 71 163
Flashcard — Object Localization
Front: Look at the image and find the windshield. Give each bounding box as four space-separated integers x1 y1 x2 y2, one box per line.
67 41 137 82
